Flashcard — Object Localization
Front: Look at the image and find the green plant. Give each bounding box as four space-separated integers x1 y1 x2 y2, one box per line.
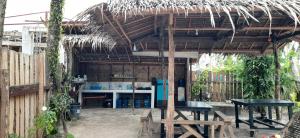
192 70 208 99
50 90 73 113
8 133 21 138
35 110 57 135
67 133 75 138
241 55 274 99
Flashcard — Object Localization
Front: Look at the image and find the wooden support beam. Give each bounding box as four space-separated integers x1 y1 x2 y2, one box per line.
114 17 132 47
167 26 300 31
0 69 9 138
9 84 39 97
166 13 175 138
101 12 127 45
273 43 281 120
186 58 191 101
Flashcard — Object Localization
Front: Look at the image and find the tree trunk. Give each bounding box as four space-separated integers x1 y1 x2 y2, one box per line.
0 0 7 48
60 113 68 137
273 43 281 120
47 0 64 93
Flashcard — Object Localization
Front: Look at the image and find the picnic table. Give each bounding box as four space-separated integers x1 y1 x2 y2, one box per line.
160 101 212 138
231 99 294 137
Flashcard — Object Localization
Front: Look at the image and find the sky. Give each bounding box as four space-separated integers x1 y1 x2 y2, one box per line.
4 0 106 31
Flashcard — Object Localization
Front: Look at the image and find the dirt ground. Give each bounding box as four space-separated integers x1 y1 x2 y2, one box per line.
68 108 289 138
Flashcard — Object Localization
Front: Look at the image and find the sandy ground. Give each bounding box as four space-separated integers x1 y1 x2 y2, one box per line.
68 108 289 138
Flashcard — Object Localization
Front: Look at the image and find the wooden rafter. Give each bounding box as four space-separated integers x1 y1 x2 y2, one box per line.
187 18 192 34
249 42 255 49
139 42 145 50
166 26 300 31
236 42 242 50
114 17 132 47
101 13 127 45
127 25 154 35
154 15 158 35
124 16 152 26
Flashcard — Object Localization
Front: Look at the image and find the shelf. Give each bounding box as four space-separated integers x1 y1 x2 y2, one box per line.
111 77 137 79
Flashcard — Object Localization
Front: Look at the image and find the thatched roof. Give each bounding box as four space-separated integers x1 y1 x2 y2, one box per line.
70 0 300 63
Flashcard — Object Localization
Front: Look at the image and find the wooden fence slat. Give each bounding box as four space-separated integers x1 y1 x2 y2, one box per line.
19 54 25 137
15 53 20 86
24 55 30 138
15 97 20 136
9 51 15 86
9 51 15 134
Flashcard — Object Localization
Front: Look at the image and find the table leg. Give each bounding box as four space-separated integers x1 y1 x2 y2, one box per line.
161 108 165 138
288 106 293 120
113 92 117 109
197 111 200 120
204 111 209 138
268 106 272 125
249 106 254 137
235 104 240 128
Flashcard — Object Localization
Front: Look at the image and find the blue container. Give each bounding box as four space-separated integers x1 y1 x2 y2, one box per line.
70 103 80 119
134 99 141 108
144 99 150 108
156 80 168 101
116 99 122 108
123 99 129 108
178 79 185 87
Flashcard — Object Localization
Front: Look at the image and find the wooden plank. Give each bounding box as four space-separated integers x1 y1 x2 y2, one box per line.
161 119 225 126
19 95 25 137
34 55 38 83
37 54 45 138
9 51 15 134
38 54 45 113
8 97 15 134
9 51 15 86
25 94 30 138
29 56 34 84
9 84 39 97
25 56 30 138
166 13 175 138
15 97 20 136
15 53 19 86
19 53 25 85
30 93 36 129
181 125 203 138
19 54 25 137
24 55 30 85
211 125 215 138
0 70 9 138
179 131 192 138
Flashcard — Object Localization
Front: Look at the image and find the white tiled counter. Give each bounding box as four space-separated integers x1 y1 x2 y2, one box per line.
78 82 155 108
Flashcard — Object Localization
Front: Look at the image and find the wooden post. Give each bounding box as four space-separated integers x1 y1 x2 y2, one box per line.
273 43 281 120
0 69 9 138
38 53 45 113
37 54 45 137
0 47 9 138
186 58 191 101
166 14 175 138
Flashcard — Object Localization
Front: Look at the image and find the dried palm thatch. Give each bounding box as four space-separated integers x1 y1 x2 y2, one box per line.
63 33 116 50
76 0 300 41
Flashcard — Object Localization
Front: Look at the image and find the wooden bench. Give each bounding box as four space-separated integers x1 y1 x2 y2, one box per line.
213 111 235 138
161 119 225 138
82 96 106 106
138 109 154 137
